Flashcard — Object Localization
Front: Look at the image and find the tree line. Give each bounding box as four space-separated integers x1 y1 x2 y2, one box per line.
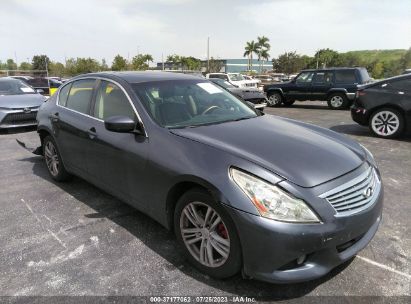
272 48 411 79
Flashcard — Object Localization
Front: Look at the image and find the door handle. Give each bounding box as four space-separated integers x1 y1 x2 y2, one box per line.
87 127 97 139
49 112 59 122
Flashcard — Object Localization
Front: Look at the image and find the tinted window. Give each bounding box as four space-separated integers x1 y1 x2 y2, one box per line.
65 79 95 114
389 78 411 92
296 72 314 84
335 70 357 83
58 83 72 106
93 80 135 120
313 71 333 84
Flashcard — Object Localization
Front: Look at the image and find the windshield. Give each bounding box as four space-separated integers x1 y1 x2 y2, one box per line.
132 80 258 128
228 74 244 81
0 79 35 95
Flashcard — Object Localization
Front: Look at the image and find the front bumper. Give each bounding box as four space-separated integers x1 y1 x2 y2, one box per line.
224 168 383 284
0 109 38 129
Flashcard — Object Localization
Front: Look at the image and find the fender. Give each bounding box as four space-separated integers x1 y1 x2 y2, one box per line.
266 87 284 97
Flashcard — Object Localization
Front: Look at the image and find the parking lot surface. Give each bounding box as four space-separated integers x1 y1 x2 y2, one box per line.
0 101 410 300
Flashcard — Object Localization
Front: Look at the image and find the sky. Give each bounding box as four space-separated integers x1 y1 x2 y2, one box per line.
1 0 410 65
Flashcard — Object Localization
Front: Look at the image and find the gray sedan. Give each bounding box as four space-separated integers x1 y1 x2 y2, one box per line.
0 78 46 129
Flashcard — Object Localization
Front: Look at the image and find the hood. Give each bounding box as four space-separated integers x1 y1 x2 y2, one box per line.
171 115 365 188
0 94 46 109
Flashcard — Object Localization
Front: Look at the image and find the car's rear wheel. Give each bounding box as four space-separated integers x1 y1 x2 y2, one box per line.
43 136 71 181
174 188 242 278
369 108 404 138
267 92 283 107
327 93 348 109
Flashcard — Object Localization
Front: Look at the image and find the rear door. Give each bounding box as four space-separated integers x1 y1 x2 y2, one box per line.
311 71 334 100
53 78 97 174
86 79 149 209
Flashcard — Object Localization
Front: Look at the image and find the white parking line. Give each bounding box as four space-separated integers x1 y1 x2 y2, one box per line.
357 255 411 279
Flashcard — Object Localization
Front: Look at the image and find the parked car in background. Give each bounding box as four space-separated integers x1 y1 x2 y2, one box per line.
206 73 259 89
26 77 62 95
208 77 267 111
254 75 275 87
351 73 411 138
35 71 382 284
264 67 372 109
9 75 34 82
0 78 47 129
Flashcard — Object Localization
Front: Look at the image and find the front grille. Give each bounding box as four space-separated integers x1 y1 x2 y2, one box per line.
2 111 38 126
319 167 381 217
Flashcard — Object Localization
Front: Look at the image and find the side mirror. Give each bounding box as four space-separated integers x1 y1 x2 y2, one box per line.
104 116 142 134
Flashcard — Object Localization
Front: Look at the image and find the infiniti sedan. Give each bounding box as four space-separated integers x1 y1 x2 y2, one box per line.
0 78 47 129
36 72 383 283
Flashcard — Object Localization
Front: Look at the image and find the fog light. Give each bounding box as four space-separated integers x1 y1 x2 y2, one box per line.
296 255 306 265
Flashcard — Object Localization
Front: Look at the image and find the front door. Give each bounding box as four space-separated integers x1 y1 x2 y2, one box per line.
288 71 314 100
85 79 149 209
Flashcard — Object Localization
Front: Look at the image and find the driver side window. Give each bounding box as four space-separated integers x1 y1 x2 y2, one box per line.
93 80 135 120
296 72 314 84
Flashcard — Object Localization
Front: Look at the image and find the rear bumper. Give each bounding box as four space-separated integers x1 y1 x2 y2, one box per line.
224 184 383 284
350 106 369 126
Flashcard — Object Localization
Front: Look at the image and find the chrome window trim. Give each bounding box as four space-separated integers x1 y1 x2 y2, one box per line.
56 76 147 137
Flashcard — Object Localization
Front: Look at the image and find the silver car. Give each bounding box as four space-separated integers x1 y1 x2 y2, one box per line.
0 78 46 129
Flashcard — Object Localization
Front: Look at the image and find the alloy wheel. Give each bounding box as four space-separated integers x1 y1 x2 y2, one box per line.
268 93 281 106
330 95 343 108
180 202 230 268
44 141 60 177
371 111 400 137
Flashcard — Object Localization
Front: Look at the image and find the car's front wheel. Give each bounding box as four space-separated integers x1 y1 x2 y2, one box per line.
369 108 404 138
43 135 71 181
327 93 348 109
267 92 283 107
174 188 242 278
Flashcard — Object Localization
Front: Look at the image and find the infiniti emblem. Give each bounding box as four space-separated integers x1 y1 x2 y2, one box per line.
363 187 373 198
23 107 31 113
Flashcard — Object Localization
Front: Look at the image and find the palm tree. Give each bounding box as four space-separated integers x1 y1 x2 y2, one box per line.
260 49 270 72
257 36 270 72
243 40 259 71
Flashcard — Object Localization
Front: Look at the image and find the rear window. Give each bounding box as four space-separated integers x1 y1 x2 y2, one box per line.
65 79 95 114
358 68 371 84
335 70 357 84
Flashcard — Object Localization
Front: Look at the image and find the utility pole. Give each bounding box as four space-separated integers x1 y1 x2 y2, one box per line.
207 37 210 72
316 50 320 69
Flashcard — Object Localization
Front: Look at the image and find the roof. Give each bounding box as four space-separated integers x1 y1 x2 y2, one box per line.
301 67 366 72
72 71 202 83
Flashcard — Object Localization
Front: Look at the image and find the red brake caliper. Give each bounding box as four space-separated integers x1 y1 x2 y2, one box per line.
217 223 228 239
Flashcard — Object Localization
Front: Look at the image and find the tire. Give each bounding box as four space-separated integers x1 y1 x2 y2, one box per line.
369 108 404 139
267 92 283 107
174 188 242 279
282 99 295 107
327 93 348 109
43 135 72 181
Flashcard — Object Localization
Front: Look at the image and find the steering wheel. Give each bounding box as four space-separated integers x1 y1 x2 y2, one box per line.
202 105 221 115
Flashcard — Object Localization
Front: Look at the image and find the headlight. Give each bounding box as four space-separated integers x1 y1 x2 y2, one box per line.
230 168 320 223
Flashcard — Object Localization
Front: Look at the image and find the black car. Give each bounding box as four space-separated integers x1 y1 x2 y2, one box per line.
26 77 62 95
35 72 382 284
208 78 267 111
264 67 371 109
351 73 411 138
